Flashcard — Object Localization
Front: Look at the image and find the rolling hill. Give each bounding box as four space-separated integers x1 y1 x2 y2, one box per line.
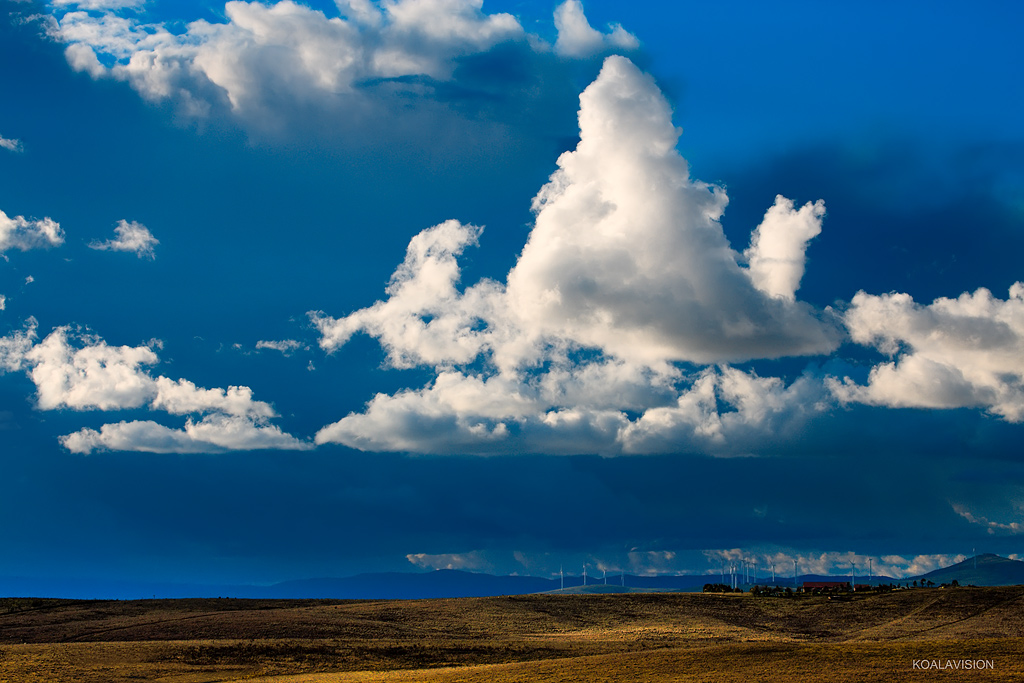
3 587 1024 681
912 553 1024 587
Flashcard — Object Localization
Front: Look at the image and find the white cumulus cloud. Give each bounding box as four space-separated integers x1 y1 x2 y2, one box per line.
1 324 308 453
310 56 837 456
315 366 828 455
44 0 627 131
151 377 276 419
745 195 825 301
553 0 638 58
311 220 500 367
830 283 1024 422
0 209 64 253
61 414 310 454
505 57 835 366
89 219 158 259
26 326 158 411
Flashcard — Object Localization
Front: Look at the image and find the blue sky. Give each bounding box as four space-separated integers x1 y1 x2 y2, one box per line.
1 0 1023 588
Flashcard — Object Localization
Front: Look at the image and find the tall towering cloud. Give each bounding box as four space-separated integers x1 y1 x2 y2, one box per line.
311 56 836 455
504 57 835 367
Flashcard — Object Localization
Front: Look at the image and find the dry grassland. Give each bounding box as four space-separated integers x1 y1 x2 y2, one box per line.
1 587 1022 682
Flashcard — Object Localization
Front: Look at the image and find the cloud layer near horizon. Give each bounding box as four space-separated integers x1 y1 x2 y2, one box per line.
405 545 970 580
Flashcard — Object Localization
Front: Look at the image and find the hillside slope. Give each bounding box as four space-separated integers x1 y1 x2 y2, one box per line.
914 554 1024 587
3 589 1023 682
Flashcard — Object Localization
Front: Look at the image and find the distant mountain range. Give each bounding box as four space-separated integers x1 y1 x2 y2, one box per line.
0 571 724 601
913 553 1024 587
3 555 1022 600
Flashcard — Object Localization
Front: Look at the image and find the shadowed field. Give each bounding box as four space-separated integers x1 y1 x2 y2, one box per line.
1 587 1022 681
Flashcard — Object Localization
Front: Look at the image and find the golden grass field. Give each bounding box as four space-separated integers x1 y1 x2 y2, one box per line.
1 587 1022 682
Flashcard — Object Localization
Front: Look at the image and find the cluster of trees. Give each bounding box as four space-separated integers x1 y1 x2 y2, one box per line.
702 583 796 596
748 585 795 597
702 583 743 593
801 585 850 596
875 579 960 590
703 579 963 597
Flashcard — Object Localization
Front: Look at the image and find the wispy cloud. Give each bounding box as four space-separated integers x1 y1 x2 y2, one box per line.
0 318 37 372
0 136 23 153
953 505 1024 535
256 339 305 355
89 219 158 259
